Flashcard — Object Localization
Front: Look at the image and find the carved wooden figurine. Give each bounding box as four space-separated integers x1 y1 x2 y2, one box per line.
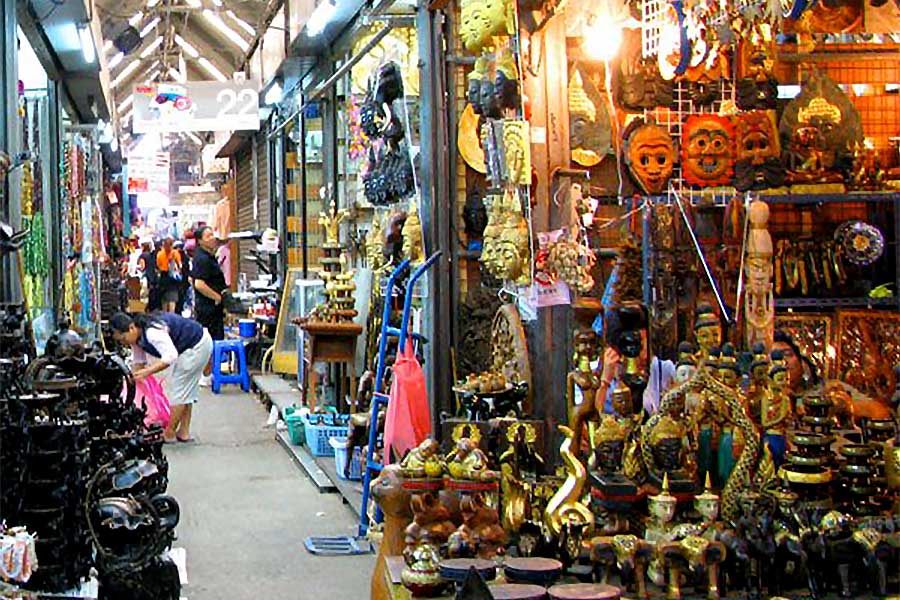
744 200 774 350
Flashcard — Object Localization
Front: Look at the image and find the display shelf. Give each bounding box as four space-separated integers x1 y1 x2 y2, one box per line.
775 296 898 308
760 191 900 205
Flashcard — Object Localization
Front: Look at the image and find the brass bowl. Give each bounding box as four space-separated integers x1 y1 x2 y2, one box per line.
866 419 896 432
789 454 829 468
840 443 876 459
791 432 833 447
840 463 873 476
779 466 833 485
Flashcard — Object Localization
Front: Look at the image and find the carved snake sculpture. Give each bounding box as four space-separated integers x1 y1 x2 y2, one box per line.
643 367 760 520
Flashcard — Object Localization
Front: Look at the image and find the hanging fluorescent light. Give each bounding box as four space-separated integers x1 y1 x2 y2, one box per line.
123 107 134 123
202 9 250 51
264 81 282 105
110 137 119 152
225 10 256 37
174 34 199 58
108 52 125 69
111 60 141 87
147 0 160 7
186 132 203 145
146 68 161 82
78 23 96 63
140 36 163 59
186 0 202 7
117 96 134 117
306 0 336 36
198 57 227 82
140 16 160 38
168 67 186 82
128 11 144 26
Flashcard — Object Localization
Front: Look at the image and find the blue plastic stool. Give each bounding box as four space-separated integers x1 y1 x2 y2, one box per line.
211 339 250 393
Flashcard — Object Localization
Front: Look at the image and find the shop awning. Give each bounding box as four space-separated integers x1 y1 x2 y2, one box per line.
216 131 253 158
19 0 113 122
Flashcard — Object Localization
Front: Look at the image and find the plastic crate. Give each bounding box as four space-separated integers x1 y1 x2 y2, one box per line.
330 437 362 480
302 414 349 457
283 407 305 446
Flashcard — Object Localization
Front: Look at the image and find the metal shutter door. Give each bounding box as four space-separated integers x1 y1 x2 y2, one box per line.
235 146 256 280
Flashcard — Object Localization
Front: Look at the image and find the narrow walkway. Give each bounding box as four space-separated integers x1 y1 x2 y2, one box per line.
166 387 372 599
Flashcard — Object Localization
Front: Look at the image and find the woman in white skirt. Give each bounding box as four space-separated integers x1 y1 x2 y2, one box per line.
111 311 213 442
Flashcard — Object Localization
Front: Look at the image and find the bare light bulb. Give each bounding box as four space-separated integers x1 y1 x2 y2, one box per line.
582 17 622 62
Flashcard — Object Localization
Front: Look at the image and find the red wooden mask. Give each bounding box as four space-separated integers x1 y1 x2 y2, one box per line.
625 122 676 195
681 114 735 187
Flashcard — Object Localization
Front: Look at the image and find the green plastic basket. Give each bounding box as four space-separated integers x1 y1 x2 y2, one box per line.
283 407 306 446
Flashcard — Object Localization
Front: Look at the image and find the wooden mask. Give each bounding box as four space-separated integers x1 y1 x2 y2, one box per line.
734 111 784 190
625 121 676 195
681 114 734 187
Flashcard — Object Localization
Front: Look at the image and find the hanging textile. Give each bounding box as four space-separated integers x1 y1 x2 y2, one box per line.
382 340 431 464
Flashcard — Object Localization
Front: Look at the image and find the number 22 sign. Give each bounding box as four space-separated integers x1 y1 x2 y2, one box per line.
132 80 261 134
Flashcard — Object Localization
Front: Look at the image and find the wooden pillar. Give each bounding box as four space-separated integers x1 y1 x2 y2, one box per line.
523 15 573 454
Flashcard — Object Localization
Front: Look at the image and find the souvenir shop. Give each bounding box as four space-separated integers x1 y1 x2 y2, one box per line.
318 0 900 596
0 2 172 596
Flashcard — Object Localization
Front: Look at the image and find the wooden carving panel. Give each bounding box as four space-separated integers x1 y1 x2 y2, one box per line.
775 313 835 379
836 310 900 400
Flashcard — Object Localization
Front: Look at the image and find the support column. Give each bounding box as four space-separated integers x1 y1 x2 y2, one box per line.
1 0 18 301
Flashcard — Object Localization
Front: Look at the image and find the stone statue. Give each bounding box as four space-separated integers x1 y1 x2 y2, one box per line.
744 200 774 350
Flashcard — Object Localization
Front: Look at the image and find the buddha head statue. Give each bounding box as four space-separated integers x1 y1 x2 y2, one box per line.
694 473 720 523
750 342 769 382
675 342 698 385
611 386 634 418
593 415 629 473
467 57 490 114
460 0 511 53
650 414 686 473
494 48 519 112
734 110 784 191
649 473 678 525
769 350 789 391
681 114 735 188
402 201 424 263
718 343 740 388
693 304 722 356
624 119 676 194
569 70 608 168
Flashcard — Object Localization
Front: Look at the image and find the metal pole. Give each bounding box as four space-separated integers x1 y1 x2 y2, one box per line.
298 107 309 278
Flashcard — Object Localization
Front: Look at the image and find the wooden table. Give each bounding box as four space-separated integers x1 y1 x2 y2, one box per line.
300 321 363 413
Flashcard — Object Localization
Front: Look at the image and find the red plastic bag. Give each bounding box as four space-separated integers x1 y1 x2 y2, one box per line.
134 375 171 428
383 340 431 464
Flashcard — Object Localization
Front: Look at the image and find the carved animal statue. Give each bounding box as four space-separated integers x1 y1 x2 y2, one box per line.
405 492 457 561
370 465 413 600
448 493 508 559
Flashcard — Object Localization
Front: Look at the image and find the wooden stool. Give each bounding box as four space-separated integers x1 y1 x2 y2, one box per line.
504 557 563 587
491 583 548 599
547 583 622 600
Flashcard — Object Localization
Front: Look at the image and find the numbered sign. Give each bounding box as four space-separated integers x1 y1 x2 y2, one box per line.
132 81 261 133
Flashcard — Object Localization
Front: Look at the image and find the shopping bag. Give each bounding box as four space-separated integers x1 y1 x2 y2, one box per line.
383 340 431 464
134 375 172 428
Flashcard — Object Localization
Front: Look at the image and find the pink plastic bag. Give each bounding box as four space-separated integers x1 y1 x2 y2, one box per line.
134 375 171 428
383 341 431 464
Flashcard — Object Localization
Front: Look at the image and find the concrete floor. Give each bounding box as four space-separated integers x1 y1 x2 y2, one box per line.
166 387 373 599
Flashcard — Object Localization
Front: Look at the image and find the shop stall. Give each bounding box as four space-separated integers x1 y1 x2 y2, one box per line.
351 0 900 597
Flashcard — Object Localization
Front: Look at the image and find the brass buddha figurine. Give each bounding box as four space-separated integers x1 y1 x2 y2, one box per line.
590 413 640 498
645 474 679 587
763 350 794 469
645 414 696 494
365 217 386 272
693 304 723 362
447 437 499 482
400 439 446 479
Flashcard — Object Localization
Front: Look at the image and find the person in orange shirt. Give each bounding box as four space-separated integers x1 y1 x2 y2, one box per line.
156 237 183 313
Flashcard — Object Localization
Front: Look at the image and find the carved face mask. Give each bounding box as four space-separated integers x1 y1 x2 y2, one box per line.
625 122 676 194
682 114 735 187
734 111 785 191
